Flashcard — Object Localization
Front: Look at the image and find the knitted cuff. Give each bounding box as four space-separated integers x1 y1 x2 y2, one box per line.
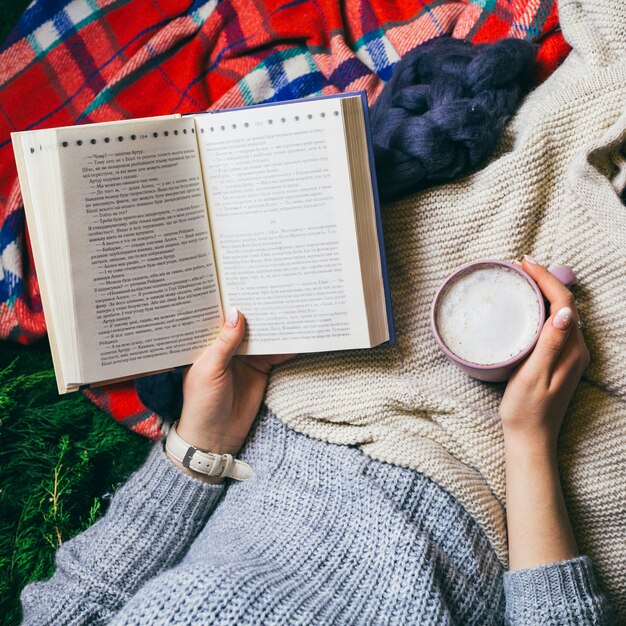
503 556 613 625
112 443 225 524
19 444 227 619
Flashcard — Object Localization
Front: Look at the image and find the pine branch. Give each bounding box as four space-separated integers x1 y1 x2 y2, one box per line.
0 342 151 624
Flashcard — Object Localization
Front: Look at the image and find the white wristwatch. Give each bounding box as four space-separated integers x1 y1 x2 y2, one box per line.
165 421 253 481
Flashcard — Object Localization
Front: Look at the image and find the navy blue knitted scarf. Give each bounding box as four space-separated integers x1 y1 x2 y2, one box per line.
370 36 536 202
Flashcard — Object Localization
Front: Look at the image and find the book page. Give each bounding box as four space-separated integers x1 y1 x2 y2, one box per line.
194 97 370 354
58 117 222 384
13 129 82 391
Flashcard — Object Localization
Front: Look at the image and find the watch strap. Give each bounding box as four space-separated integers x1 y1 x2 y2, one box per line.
165 421 253 481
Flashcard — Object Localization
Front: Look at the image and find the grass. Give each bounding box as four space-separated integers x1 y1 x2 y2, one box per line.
0 341 151 623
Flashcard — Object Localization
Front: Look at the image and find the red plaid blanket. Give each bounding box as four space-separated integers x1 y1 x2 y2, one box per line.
0 0 569 439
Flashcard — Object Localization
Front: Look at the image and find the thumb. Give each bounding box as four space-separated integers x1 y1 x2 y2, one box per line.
202 306 245 374
524 306 574 376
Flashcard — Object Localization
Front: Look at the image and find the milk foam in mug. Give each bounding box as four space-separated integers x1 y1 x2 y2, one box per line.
430 260 576 382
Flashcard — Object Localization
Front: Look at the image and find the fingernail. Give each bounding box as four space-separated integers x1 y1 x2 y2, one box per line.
226 306 239 327
553 307 573 330
523 254 538 264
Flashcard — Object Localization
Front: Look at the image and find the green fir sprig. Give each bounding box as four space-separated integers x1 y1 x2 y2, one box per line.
0 341 151 625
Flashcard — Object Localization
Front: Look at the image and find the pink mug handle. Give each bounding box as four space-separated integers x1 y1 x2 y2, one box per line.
549 265 577 289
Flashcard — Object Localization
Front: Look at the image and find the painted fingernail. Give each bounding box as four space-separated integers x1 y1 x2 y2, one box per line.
226 306 239 327
523 254 538 264
553 307 573 329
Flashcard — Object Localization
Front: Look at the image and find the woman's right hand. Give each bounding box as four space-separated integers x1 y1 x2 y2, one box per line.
500 256 590 452
501 256 589 570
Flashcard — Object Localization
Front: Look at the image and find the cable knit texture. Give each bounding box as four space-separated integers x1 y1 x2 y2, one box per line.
264 0 626 618
20 409 613 625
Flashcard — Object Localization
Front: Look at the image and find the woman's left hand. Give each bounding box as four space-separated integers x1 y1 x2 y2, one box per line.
174 307 293 461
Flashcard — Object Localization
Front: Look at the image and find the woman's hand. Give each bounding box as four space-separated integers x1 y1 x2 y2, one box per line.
167 307 292 483
500 257 590 452
501 256 589 570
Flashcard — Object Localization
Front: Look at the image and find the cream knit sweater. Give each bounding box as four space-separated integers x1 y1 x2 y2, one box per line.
265 0 626 617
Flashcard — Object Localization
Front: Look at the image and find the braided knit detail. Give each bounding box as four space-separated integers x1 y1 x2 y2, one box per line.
370 37 536 201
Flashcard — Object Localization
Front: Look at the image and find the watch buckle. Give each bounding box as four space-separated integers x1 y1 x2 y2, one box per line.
182 445 197 468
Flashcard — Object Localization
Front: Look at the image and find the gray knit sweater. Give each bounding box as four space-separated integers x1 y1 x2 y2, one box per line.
20 409 613 625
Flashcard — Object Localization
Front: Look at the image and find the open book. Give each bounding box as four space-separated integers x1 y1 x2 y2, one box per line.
12 93 394 394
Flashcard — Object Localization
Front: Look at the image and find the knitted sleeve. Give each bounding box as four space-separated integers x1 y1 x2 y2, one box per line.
20 443 225 625
503 556 616 625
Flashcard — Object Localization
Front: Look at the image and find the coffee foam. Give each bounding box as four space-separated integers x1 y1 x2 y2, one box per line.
436 266 542 366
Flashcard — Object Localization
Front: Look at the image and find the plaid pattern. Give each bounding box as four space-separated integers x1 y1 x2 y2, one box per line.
0 0 569 438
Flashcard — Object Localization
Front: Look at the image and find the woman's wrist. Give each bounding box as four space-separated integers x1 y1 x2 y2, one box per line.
503 427 557 460
165 420 244 485
504 439 558 477
164 448 225 485
176 418 244 457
